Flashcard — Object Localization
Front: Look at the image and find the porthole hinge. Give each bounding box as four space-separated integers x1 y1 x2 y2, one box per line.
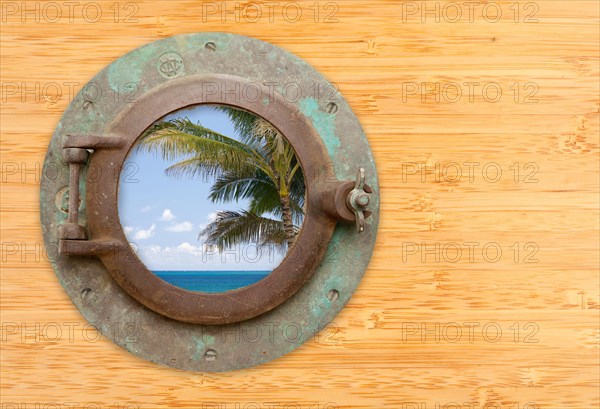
59 134 123 249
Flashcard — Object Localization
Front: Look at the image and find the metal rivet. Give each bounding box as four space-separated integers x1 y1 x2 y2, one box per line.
327 289 339 302
81 287 93 299
204 349 217 361
326 102 338 114
205 42 216 52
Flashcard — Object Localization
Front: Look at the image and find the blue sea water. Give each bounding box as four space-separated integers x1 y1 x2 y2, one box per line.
154 270 271 293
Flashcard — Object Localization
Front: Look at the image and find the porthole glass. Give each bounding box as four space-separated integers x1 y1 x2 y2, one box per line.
118 104 305 292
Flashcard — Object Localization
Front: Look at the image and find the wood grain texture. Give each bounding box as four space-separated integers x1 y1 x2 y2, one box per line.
1 1 598 408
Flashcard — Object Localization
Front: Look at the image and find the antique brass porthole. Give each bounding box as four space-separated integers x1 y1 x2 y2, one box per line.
40 33 379 371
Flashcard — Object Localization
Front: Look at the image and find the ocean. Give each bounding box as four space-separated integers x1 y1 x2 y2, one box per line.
154 270 271 293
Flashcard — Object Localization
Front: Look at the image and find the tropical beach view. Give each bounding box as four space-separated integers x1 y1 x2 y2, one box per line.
118 104 305 292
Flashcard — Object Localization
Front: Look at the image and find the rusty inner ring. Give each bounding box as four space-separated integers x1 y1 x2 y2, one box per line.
87 74 338 325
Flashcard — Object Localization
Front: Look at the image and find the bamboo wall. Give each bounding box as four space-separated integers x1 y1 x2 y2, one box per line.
1 1 599 408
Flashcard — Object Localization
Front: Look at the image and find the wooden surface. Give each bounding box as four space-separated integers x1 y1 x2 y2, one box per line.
1 1 599 408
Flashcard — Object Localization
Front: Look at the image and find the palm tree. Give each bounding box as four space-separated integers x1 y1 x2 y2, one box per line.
136 106 305 252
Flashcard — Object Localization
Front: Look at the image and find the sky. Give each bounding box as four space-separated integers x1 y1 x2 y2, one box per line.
118 105 285 271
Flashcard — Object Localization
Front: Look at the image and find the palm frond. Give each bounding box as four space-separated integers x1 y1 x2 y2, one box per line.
248 191 304 224
139 118 253 156
289 166 305 209
210 170 305 224
216 106 260 143
199 210 299 251
208 170 274 203
136 119 272 179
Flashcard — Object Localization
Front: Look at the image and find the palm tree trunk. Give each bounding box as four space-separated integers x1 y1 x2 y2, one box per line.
279 194 295 247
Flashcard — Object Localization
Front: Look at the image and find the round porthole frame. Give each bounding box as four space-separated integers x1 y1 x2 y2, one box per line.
40 33 379 371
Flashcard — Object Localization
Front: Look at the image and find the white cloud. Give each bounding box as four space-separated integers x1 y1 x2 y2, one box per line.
165 221 194 232
144 244 162 253
133 223 156 240
123 226 134 234
160 208 175 221
135 241 284 271
141 205 153 213
176 242 202 255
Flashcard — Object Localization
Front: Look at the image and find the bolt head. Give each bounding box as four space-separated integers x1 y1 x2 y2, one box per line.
356 193 370 207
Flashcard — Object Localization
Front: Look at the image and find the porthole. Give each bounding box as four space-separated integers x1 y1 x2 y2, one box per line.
40 33 379 371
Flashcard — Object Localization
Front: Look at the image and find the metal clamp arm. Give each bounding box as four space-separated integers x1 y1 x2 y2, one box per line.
346 168 372 233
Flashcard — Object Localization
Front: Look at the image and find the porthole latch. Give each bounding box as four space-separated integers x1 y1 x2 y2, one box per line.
346 168 373 233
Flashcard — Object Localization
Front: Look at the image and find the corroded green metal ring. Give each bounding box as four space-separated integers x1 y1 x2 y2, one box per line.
40 33 379 371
